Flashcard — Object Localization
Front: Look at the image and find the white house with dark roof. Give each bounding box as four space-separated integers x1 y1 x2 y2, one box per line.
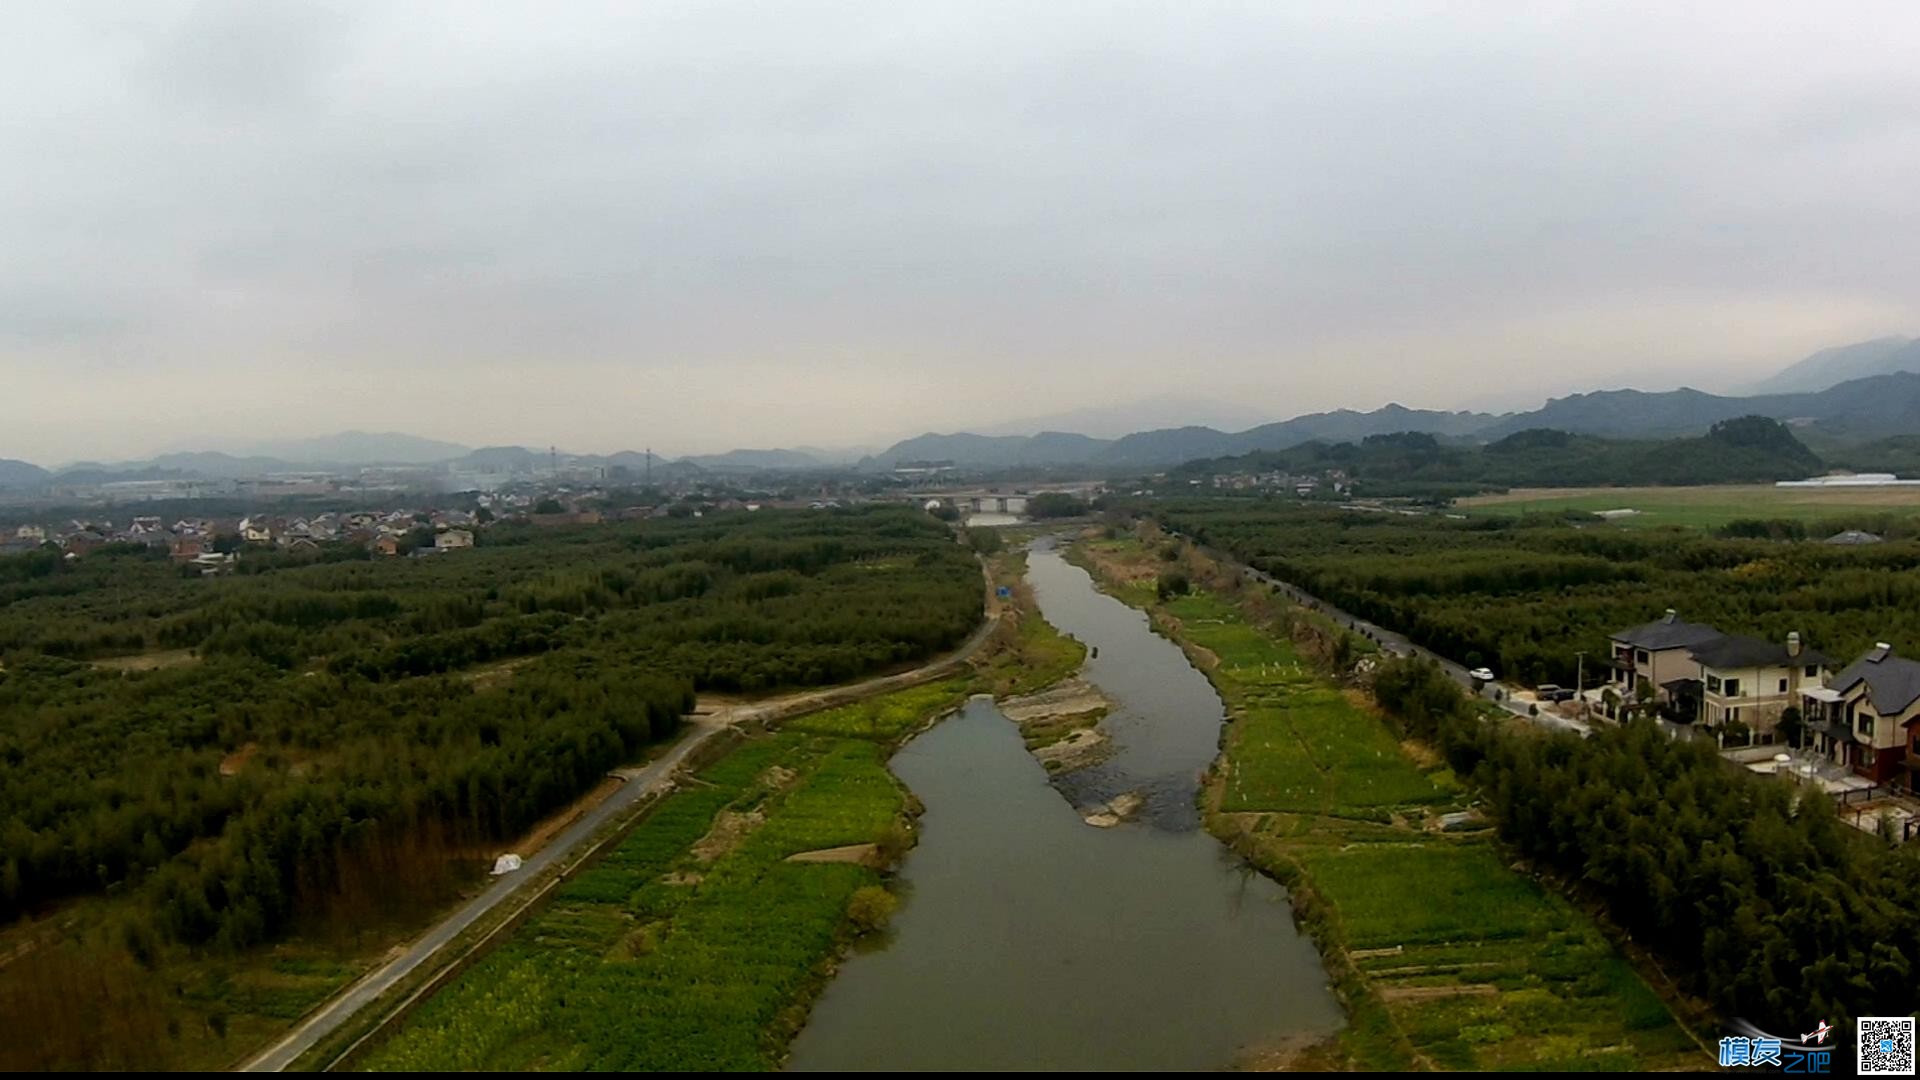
1608 609 1723 701
1608 610 1830 741
1803 644 1920 785
1690 631 1830 737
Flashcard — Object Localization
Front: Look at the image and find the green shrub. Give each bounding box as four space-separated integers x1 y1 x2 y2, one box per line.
846 885 898 935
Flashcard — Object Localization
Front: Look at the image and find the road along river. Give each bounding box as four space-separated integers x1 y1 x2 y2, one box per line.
786 541 1341 1070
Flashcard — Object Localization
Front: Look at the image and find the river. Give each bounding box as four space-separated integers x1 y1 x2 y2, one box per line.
786 541 1342 1070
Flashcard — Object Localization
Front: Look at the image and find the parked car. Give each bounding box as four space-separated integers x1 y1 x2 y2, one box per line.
1467 666 1495 686
1535 684 1576 702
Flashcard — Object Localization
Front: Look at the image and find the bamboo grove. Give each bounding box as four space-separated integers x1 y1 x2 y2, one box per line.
1156 501 1920 686
0 507 981 952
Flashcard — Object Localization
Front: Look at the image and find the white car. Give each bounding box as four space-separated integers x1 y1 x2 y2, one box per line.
1467 667 1495 683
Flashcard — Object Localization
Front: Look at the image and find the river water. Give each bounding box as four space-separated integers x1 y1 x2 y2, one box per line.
786 542 1342 1070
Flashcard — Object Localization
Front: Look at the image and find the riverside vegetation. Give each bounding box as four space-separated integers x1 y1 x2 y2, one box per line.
1157 498 1920 687
0 507 982 1070
357 546 1086 1070
1070 532 1705 1070
1109 506 1920 1056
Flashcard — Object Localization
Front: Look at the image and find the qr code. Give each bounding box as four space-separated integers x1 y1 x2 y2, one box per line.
1860 1016 1916 1076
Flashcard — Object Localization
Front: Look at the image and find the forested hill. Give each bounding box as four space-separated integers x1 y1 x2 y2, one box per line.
0 506 981 1065
1172 415 1823 495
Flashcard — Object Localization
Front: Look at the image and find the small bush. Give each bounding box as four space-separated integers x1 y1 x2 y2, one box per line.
846 886 898 935
1156 571 1191 600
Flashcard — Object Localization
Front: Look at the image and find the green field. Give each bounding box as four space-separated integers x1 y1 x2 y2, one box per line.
1458 483 1920 529
783 678 973 740
1160 594 1455 816
364 732 909 1071
1078 538 1704 1072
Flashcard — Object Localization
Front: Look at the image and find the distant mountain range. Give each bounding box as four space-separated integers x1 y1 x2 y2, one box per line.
6 335 1920 491
860 404 1497 470
860 349 1920 470
1748 336 1918 395
176 431 475 466
0 459 50 489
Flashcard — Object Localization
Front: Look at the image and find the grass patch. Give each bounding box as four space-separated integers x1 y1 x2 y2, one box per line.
1158 591 1451 817
973 549 1088 697
362 733 909 1071
783 678 971 740
1457 483 1920 529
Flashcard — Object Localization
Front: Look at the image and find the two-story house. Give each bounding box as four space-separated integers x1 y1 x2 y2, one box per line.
1690 631 1830 738
1802 644 1920 785
1608 610 1722 702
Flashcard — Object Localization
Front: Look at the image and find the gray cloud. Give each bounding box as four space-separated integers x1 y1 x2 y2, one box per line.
3 1 1919 461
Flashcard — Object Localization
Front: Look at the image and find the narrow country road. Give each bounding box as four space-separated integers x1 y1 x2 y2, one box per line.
239 598 1000 1073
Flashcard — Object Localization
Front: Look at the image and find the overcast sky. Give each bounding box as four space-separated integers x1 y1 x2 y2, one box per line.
5 1 1920 462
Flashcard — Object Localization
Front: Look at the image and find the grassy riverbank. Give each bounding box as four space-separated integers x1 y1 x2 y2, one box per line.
357 544 1086 1070
362 733 908 1070
1072 534 1707 1071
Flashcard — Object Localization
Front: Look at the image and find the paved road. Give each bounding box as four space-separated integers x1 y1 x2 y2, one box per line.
1164 529 1593 737
240 604 1001 1072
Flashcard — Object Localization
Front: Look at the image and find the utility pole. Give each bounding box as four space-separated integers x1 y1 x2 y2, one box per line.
1575 650 1587 708
645 447 652 487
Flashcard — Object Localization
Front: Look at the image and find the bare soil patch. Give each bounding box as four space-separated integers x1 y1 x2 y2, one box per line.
462 656 536 690
1034 727 1112 772
1231 1031 1344 1072
92 649 198 673
784 844 880 866
1377 983 1499 1002
999 678 1116 771
219 742 260 777
692 809 765 864
1398 739 1442 769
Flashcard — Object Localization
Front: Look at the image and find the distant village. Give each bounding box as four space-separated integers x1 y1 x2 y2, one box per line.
0 485 836 574
1186 467 1352 497
0 473 1103 574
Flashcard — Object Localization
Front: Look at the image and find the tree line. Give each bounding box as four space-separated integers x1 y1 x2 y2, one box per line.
1157 500 1920 686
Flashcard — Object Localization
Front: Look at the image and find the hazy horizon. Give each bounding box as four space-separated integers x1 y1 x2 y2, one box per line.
7 2 1920 462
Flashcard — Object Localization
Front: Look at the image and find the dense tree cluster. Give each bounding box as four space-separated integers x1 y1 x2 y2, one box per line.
1371 656 1920 1030
1159 501 1920 685
1172 416 1825 496
1026 492 1090 518
0 507 980 948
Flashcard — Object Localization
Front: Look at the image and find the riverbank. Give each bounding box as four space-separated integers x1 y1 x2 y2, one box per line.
360 730 915 1070
353 547 1089 1070
1071 532 1708 1071
786 540 1342 1070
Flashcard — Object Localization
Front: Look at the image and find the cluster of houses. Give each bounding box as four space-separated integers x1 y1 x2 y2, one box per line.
4 508 484 574
0 488 806 574
1191 469 1352 497
1606 610 1920 785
